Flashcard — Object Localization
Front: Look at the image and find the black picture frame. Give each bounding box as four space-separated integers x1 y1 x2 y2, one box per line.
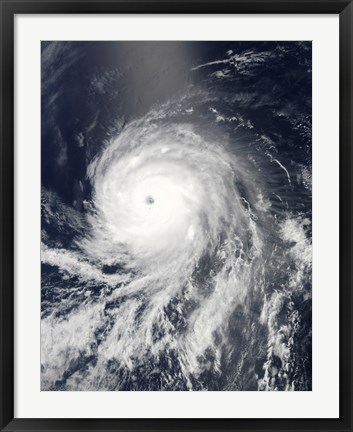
0 1 352 431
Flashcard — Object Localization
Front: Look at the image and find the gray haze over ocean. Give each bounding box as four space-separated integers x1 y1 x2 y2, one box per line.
41 42 312 391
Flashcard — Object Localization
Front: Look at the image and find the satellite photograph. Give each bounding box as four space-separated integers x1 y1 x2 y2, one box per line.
41 41 312 391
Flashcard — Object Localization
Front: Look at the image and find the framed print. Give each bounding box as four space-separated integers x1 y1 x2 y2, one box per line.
0 1 352 431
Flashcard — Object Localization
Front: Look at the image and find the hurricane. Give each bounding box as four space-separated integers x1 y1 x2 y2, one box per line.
41 41 312 391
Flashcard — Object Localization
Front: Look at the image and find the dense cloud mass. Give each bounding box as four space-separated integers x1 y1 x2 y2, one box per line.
41 41 312 391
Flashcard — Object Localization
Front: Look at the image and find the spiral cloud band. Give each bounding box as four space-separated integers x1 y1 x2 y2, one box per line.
70 118 262 383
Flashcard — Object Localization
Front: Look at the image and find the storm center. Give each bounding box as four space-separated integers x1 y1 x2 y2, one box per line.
145 196 155 205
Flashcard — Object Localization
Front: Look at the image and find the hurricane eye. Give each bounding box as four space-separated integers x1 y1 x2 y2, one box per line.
145 196 155 205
